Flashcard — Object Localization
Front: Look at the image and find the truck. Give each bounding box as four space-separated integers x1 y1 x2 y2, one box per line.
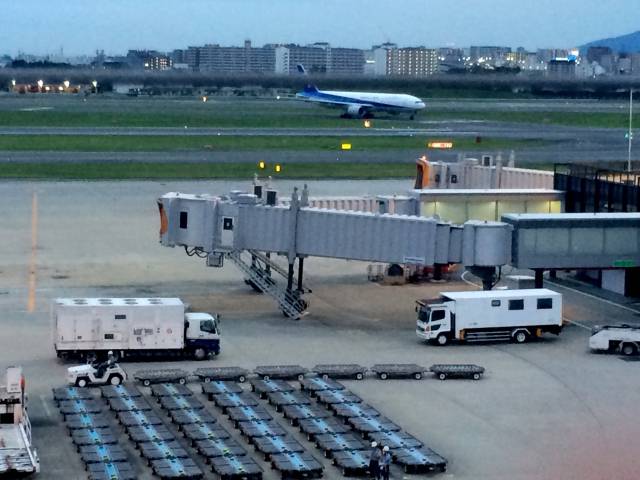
589 324 640 356
53 298 220 361
0 367 40 476
416 289 563 345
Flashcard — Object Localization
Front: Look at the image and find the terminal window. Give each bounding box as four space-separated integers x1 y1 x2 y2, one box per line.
179 211 188 229
537 298 553 309
491 300 501 307
508 299 524 310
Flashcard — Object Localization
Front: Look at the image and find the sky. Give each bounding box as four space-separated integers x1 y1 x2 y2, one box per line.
0 0 638 57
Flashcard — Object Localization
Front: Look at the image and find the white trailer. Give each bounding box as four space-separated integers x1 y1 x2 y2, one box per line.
416 289 563 345
0 367 40 476
589 324 640 356
53 298 220 360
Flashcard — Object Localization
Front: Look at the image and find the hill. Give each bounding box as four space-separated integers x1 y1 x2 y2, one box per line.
581 31 640 54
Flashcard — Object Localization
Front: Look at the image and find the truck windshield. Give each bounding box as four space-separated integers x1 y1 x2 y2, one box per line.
200 319 217 334
418 308 430 322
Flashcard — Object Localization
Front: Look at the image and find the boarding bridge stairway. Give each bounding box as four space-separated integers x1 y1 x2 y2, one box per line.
225 251 309 319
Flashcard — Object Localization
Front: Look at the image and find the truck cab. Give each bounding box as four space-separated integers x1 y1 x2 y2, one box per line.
185 313 221 359
416 299 453 345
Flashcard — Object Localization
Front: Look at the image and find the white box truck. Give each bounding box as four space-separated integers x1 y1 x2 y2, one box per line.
53 298 220 361
0 367 40 476
416 289 562 345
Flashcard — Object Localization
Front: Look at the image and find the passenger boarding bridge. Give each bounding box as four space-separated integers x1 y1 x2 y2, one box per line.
158 181 640 318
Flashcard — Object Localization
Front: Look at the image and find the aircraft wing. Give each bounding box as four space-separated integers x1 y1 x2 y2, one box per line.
305 96 374 108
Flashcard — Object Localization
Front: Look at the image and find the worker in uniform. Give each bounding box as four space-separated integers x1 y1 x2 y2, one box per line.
380 445 392 480
96 351 116 378
369 441 382 480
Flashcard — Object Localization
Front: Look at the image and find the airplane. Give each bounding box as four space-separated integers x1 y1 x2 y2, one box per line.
294 65 426 119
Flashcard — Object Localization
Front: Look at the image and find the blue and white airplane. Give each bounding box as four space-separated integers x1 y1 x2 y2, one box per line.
294 66 426 119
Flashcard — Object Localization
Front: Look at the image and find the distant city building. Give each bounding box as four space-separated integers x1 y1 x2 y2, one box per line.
469 46 511 65
386 47 438 76
586 46 613 64
275 44 328 74
536 48 569 64
547 58 576 76
631 53 640 76
187 41 275 74
365 43 396 76
126 50 172 70
329 47 365 75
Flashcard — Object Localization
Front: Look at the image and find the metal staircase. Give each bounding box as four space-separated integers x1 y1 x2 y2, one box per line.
225 251 309 319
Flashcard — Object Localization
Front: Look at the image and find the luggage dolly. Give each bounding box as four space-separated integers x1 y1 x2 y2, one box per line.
133 369 189 387
254 365 309 381
312 364 367 380
194 367 250 384
332 449 370 477
370 364 426 380
393 447 448 474
429 364 485 381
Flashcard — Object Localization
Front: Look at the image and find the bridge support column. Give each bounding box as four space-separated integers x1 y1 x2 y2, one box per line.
287 263 294 293
534 269 544 288
297 258 304 293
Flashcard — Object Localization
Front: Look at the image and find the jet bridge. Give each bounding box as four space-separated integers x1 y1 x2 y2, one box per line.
157 186 512 318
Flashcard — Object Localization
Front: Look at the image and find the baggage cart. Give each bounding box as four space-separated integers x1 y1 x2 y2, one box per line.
312 364 367 380
236 420 287 440
80 444 129 464
315 389 361 406
265 391 311 412
314 432 368 458
429 364 485 381
210 454 263 480
254 365 308 381
250 379 295 398
270 452 323 479
202 381 243 399
332 449 370 476
393 447 447 473
281 404 331 426
330 402 380 420
133 369 189 387
87 461 136 480
253 435 305 461
347 416 401 436
370 364 426 380
298 417 351 441
194 367 249 383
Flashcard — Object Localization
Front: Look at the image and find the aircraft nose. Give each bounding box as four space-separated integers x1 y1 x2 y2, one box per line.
419 101 426 109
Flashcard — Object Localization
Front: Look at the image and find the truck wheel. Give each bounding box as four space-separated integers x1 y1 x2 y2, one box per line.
621 343 637 356
142 379 151 387
438 373 447 381
473 373 481 380
193 348 208 361
355 372 364 381
513 330 529 344
108 374 123 386
76 377 88 388
379 372 388 380
322 374 329 380
178 377 187 385
414 372 422 380
238 375 246 383
436 334 449 346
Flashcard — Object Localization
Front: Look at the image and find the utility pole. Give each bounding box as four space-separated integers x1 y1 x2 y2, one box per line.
628 89 633 173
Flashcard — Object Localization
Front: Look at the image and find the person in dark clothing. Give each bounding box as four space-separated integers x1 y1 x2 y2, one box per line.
380 445 392 480
96 351 115 378
369 441 382 480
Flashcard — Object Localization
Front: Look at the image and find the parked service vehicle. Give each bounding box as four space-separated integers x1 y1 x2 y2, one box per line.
589 324 640 356
0 367 40 476
416 289 563 344
67 362 128 387
53 298 220 361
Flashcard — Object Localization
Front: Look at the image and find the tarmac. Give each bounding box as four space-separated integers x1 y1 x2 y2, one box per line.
1 179 639 479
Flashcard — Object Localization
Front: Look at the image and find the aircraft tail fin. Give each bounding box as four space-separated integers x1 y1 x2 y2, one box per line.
303 84 319 94
296 64 307 75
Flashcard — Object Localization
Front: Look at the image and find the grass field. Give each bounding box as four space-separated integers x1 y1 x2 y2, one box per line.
0 96 636 129
0 161 554 180
0 135 547 152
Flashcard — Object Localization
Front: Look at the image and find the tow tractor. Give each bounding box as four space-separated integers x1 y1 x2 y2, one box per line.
67 361 128 387
589 324 640 356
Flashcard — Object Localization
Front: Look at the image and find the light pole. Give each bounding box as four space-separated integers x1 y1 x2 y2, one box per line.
628 88 634 173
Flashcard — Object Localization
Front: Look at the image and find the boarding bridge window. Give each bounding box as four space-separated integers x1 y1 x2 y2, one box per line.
451 174 458 184
200 320 217 334
431 310 445 321
223 218 233 230
104 333 114 340
508 299 524 310
537 298 553 310
115 314 126 320
491 300 501 307
179 211 188 229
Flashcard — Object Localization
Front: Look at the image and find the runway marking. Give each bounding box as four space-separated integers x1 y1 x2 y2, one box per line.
27 192 38 313
39 395 52 419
